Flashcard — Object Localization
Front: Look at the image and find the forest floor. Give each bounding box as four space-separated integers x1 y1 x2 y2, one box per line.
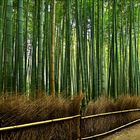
101 123 140 140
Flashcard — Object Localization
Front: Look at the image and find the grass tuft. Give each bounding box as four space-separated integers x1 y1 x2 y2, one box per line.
0 94 83 140
82 95 140 138
0 94 140 139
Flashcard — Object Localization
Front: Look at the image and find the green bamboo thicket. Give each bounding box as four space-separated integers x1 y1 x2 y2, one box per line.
0 0 139 103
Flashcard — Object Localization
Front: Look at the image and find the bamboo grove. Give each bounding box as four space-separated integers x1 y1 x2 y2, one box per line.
0 0 140 102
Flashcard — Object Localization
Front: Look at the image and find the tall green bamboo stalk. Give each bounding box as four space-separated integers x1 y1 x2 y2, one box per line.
129 0 133 94
0 0 4 93
37 0 44 95
96 0 100 96
31 0 38 97
4 0 13 93
18 0 24 93
50 0 56 96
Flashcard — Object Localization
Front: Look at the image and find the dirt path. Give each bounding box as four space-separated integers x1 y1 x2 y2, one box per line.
101 123 140 140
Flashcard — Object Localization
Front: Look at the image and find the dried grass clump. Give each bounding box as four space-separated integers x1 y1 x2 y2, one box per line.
82 95 140 138
82 96 116 137
68 93 84 139
115 95 140 127
0 95 29 127
0 94 83 140
68 93 84 115
1 94 140 139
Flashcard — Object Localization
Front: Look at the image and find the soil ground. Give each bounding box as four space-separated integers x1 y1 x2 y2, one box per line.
101 123 140 140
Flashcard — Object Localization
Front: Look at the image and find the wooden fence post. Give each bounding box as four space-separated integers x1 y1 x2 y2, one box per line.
77 115 81 140
69 120 72 140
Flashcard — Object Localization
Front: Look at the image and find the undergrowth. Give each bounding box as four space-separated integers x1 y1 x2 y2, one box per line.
0 94 140 139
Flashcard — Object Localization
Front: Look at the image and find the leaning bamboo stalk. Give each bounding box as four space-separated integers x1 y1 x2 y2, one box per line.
0 115 80 132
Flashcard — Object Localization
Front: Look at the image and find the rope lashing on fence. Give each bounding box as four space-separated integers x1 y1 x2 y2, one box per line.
82 108 140 119
81 118 140 140
0 114 81 132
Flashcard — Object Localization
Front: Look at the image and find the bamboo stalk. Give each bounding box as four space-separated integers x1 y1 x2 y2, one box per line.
81 118 140 139
82 108 140 119
50 0 56 96
0 115 80 132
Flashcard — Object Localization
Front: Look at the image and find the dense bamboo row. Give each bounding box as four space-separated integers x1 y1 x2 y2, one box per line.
0 0 140 101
